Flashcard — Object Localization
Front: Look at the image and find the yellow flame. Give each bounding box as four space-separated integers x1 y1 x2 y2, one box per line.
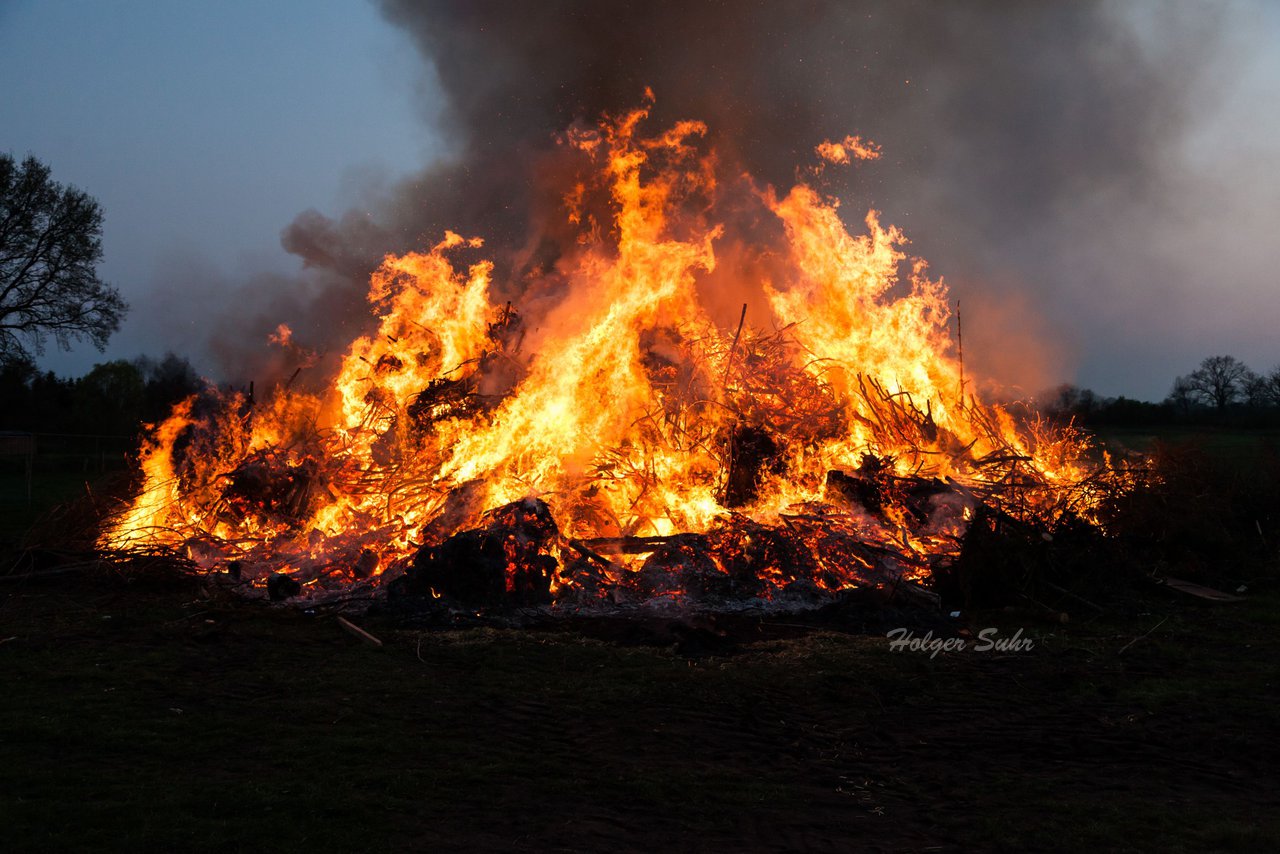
100 101 1117 595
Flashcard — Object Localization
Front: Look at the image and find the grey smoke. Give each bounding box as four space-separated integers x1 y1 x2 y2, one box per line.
211 0 1245 396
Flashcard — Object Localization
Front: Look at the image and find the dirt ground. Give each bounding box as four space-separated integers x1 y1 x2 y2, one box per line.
2 572 1278 852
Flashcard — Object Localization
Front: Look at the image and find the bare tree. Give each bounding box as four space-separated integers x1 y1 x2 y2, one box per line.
1184 355 1252 412
1262 365 1280 408
1242 369 1270 408
1166 374 1197 414
0 154 127 362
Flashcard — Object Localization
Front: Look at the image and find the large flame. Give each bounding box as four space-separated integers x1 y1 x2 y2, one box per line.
101 101 1119 605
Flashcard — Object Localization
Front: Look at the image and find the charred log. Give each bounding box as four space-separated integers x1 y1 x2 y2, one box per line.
825 469 884 515
636 536 731 600
825 456 952 525
267 572 302 600
554 553 615 603
707 517 809 597
628 518 815 602
721 424 783 508
220 449 319 524
482 496 559 539
402 497 559 608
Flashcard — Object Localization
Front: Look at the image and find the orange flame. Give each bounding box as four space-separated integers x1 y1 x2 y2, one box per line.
815 135 881 164
100 101 1125 604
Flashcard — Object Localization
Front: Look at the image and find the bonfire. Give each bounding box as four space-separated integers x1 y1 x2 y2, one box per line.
99 99 1136 610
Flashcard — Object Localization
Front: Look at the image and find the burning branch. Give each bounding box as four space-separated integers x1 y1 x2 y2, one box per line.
94 100 1139 612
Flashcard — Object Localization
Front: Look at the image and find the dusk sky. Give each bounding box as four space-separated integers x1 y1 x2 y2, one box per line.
3 0 1279 401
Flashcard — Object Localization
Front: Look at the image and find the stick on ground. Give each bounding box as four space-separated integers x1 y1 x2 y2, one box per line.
336 616 384 648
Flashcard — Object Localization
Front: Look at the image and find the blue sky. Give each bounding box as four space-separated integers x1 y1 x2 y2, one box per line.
0 0 433 373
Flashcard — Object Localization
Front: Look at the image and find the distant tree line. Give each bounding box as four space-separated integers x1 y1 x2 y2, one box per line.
0 352 201 438
1045 355 1280 427
1166 355 1280 413
3 348 1277 439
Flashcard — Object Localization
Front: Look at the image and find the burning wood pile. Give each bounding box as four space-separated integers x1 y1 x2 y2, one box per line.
97 101 1138 613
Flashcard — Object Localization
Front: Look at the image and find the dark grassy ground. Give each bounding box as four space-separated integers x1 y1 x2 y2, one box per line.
2 572 1278 853
1097 425 1280 473
0 451 128 547
0 467 94 545
2 425 1279 852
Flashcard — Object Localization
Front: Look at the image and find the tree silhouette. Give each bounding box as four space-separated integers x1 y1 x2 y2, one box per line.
1165 374 1196 415
1243 369 1270 408
0 154 127 362
1180 355 1253 412
1262 365 1280 408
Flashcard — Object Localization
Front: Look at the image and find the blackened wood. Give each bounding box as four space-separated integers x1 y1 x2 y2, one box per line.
405 497 559 608
722 425 781 508
267 573 302 600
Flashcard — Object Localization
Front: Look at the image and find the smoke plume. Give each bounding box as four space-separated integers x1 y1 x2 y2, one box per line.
209 0 1236 395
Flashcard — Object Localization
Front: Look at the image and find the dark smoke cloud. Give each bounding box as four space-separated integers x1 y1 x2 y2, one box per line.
376 0 1221 222
215 0 1237 396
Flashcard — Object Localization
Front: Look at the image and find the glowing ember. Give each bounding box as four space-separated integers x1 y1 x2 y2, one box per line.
99 99 1130 608
814 135 881 165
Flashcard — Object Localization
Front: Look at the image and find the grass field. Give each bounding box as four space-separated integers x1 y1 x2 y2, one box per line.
0 448 129 549
1096 425 1280 472
1 574 1278 852
2 425 1278 851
